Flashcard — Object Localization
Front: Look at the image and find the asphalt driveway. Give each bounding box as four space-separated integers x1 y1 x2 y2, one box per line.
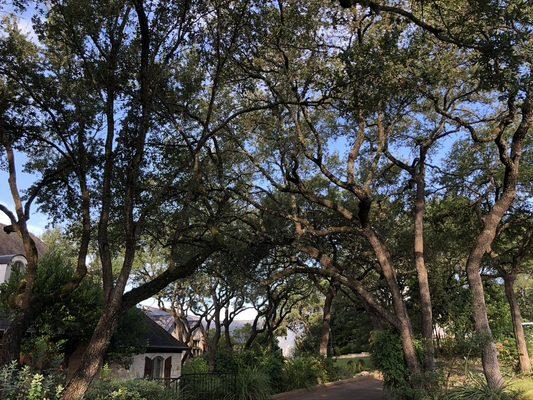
273 376 385 400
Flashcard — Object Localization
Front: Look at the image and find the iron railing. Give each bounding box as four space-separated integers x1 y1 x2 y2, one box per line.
151 372 237 400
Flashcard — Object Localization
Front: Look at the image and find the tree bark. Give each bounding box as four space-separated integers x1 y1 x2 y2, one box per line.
0 142 40 365
319 287 335 357
224 320 233 349
465 186 519 389
60 298 122 399
464 93 531 389
209 301 222 371
364 228 422 377
244 313 262 350
0 312 32 365
503 274 531 374
413 156 435 372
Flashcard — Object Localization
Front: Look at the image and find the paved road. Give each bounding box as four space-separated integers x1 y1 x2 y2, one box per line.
276 376 385 400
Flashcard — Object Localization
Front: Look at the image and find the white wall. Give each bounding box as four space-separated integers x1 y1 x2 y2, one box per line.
277 329 297 358
0 264 8 283
111 352 184 380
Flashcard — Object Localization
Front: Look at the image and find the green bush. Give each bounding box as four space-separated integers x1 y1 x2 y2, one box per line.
85 379 173 400
0 362 64 400
234 367 271 400
281 356 328 392
370 330 410 390
182 357 210 374
496 338 520 372
444 377 524 400
370 330 439 400
214 347 284 394
327 357 370 381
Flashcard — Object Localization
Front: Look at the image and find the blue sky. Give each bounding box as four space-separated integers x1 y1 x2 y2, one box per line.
0 152 49 235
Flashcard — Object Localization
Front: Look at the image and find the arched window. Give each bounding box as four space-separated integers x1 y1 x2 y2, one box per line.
144 355 172 380
153 356 164 378
10 260 26 275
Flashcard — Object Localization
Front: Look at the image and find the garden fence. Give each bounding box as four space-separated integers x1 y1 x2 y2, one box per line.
153 372 237 400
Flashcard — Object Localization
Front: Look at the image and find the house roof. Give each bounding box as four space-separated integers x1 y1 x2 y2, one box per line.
0 224 47 258
144 307 176 333
140 312 188 353
143 306 259 334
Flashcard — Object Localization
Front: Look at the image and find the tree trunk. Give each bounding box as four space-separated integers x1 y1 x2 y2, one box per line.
466 257 503 389
244 315 261 350
465 196 515 390
503 274 531 374
298 241 420 375
414 159 435 372
466 94 531 389
319 287 335 357
0 312 33 365
364 228 422 378
60 298 122 399
224 322 233 349
209 309 221 371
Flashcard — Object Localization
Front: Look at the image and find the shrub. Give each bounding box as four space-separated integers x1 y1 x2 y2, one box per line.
234 367 271 400
496 338 520 372
182 357 210 374
214 347 284 394
281 356 328 392
327 357 370 381
370 330 410 390
370 330 441 400
444 377 524 400
85 379 173 400
0 362 64 400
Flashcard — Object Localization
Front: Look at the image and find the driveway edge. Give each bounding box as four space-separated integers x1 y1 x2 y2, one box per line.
271 372 382 400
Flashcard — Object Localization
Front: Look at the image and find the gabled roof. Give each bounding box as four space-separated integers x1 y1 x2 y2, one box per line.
144 306 176 333
143 306 259 333
139 312 188 353
0 224 47 257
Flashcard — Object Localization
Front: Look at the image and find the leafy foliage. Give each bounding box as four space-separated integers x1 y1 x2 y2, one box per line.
444 377 524 400
281 356 328 391
233 368 272 400
0 362 64 400
85 379 173 400
0 251 147 368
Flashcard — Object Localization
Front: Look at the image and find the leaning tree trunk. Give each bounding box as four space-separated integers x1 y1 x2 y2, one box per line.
60 297 122 400
413 160 435 372
319 287 335 357
503 274 531 374
465 191 518 390
467 92 531 389
466 251 504 389
364 228 422 378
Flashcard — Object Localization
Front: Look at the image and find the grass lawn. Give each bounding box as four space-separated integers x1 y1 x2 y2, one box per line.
510 376 533 400
329 355 374 381
333 355 373 371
